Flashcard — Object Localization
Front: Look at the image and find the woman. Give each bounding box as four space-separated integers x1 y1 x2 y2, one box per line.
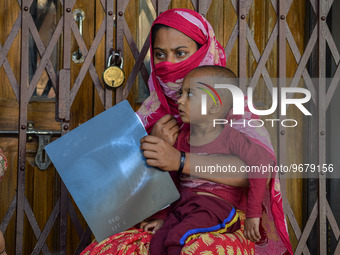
137 9 248 187
81 9 292 255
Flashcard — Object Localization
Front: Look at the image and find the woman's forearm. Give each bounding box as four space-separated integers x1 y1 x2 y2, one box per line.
181 153 249 187
140 135 249 187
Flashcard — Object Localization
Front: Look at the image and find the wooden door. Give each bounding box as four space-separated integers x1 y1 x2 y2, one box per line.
0 0 122 254
1 0 307 254
3 0 339 254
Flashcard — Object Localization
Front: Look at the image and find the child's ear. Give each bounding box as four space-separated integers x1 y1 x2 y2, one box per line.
209 102 223 114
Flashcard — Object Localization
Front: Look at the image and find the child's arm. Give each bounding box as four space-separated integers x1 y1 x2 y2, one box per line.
244 217 261 243
243 174 267 243
226 127 273 242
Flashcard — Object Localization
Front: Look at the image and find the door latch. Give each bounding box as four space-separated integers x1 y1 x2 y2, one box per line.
0 122 61 170
29 122 61 170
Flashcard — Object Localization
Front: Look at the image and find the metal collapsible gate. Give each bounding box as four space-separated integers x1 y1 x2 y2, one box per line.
0 0 339 254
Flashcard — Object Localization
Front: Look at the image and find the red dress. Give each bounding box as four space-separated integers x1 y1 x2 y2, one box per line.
177 124 273 218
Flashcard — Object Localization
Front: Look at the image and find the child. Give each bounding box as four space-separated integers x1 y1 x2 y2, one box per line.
140 66 272 254
0 231 6 255
0 149 7 255
0 149 7 183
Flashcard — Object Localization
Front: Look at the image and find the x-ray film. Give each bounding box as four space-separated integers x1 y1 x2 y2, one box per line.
45 100 180 242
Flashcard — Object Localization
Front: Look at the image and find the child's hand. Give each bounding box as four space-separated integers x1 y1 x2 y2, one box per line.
139 219 164 233
150 114 179 146
244 217 261 243
140 135 181 171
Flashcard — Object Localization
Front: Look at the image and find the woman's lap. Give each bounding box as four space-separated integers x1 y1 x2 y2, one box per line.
81 223 254 255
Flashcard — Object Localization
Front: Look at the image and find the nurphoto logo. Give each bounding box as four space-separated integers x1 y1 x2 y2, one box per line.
200 83 312 128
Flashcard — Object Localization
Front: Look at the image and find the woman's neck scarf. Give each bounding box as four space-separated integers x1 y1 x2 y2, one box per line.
136 8 292 255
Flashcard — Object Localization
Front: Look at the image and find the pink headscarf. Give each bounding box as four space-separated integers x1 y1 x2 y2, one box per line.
136 8 226 133
136 9 292 255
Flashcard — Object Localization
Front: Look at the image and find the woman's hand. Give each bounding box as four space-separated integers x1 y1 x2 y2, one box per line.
140 135 181 171
150 114 179 146
139 219 164 233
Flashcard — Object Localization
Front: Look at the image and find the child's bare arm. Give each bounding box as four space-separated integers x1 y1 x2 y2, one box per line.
244 217 261 243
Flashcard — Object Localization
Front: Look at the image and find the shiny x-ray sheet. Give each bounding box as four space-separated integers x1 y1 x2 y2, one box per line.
45 100 179 242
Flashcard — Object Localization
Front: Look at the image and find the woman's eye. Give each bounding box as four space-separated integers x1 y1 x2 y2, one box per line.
188 92 194 97
176 51 187 58
155 52 165 59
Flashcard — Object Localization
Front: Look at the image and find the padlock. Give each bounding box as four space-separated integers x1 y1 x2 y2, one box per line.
103 52 125 88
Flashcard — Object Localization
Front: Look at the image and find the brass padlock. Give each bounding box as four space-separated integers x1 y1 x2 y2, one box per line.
103 52 125 88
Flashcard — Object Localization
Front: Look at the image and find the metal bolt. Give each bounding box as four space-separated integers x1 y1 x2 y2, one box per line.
280 15 285 20
66 8 71 13
108 11 113 16
320 131 325 136
21 125 26 130
23 6 29 11
241 15 246 20
118 11 123 16
281 130 285 135
321 16 326 21
20 166 25 171
63 125 69 131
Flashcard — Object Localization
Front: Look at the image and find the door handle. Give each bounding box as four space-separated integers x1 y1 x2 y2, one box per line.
72 9 85 63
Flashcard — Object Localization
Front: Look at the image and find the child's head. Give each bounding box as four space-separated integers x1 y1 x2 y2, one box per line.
178 65 237 124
